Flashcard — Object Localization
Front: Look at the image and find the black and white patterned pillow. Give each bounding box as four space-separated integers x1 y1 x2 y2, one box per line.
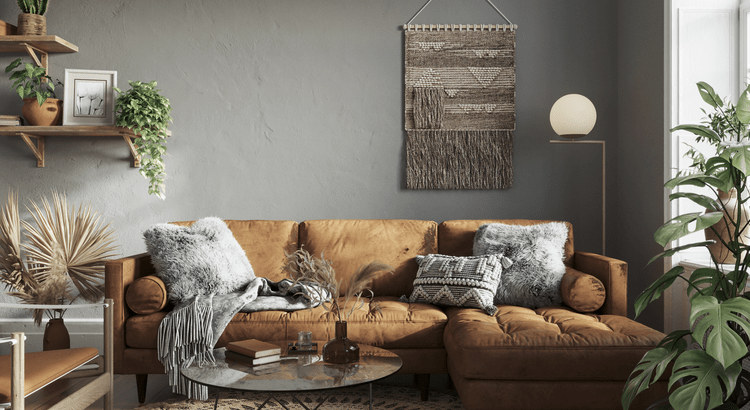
399 253 512 315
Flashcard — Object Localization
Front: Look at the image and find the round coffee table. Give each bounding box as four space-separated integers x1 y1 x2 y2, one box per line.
181 341 402 410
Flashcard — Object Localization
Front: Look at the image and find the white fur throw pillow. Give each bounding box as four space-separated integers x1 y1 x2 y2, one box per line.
473 222 569 309
143 217 256 303
399 253 512 315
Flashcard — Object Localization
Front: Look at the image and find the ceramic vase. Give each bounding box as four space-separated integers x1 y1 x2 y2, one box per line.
22 98 62 126
322 321 359 364
43 318 70 351
705 188 750 264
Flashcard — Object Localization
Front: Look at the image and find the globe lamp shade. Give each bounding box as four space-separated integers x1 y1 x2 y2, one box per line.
549 94 597 139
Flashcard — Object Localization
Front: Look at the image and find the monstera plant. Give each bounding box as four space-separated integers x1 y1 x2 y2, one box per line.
622 83 750 410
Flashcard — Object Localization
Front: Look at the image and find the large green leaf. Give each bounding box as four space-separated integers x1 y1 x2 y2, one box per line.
648 241 716 265
670 124 722 144
698 82 725 109
664 174 725 190
668 192 720 211
669 349 741 410
634 266 685 318
655 212 724 247
622 333 687 410
736 85 750 124
690 296 750 368
688 268 729 301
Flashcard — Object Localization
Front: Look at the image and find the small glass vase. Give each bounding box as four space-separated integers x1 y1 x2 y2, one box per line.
322 321 359 364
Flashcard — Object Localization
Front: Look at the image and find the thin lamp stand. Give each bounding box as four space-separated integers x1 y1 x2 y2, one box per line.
550 139 606 255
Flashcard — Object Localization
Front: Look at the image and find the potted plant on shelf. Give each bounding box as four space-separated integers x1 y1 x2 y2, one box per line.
622 82 750 410
0 191 117 350
114 80 172 200
5 57 62 126
16 0 48 35
283 249 393 364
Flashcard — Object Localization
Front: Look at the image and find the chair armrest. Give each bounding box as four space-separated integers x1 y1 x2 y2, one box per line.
104 253 154 374
573 251 628 316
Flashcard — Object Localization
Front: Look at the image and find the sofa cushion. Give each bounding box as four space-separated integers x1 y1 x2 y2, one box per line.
438 220 574 267
143 217 256 302
400 254 511 315
299 220 438 297
473 222 569 309
286 297 448 349
444 306 664 381
125 275 168 315
560 267 606 313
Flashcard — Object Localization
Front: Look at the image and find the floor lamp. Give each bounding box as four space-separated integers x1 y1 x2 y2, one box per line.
549 94 606 255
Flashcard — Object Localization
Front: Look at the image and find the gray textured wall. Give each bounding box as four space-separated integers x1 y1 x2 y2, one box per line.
0 0 664 327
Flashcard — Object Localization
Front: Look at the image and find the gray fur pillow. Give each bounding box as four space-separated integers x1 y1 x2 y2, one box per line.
143 217 256 303
399 253 512 315
473 222 568 309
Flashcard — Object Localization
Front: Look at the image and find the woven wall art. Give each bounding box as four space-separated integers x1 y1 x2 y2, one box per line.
405 25 516 189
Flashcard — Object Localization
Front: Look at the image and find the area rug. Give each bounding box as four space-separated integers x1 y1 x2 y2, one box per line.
139 384 464 409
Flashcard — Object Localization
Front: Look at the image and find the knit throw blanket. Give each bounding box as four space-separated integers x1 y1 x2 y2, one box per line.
157 277 327 400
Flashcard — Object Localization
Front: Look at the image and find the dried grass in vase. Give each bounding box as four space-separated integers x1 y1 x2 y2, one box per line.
284 248 393 322
0 191 117 324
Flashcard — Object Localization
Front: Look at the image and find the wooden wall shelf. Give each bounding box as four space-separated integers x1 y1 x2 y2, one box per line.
0 126 164 168
0 36 78 53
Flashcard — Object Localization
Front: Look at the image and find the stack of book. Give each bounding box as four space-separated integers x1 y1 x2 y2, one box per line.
0 115 22 126
225 339 282 366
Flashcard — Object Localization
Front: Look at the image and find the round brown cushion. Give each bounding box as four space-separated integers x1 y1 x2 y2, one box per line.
560 268 606 312
126 275 168 315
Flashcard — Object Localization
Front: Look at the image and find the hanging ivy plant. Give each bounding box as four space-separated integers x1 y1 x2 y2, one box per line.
114 80 172 199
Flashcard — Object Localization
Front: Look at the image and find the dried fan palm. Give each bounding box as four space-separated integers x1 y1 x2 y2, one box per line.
0 191 117 324
284 248 393 322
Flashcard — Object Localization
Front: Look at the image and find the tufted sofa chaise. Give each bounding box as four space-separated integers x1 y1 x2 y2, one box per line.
104 219 668 409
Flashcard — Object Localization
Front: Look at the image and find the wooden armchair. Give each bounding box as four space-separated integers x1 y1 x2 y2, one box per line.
0 300 113 410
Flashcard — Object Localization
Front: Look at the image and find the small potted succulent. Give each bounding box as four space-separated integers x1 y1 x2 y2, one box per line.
5 57 63 126
16 0 48 35
114 80 172 199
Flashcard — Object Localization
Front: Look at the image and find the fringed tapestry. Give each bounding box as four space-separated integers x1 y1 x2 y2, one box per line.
405 25 516 189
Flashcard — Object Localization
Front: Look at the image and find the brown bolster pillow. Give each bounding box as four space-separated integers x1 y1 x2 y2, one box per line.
125 275 168 315
560 267 606 313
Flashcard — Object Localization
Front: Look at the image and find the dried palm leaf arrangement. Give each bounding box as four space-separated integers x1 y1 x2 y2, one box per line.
284 248 393 322
0 191 117 324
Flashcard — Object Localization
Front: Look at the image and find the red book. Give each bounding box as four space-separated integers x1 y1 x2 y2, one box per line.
226 339 281 358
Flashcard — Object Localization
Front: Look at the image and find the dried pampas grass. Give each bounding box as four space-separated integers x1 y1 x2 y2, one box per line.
284 248 393 322
0 191 118 324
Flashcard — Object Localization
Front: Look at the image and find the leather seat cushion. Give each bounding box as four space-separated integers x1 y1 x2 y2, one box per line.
444 306 665 381
0 347 98 402
125 297 447 350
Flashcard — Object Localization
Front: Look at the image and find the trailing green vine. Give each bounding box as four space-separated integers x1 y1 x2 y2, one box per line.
114 81 172 199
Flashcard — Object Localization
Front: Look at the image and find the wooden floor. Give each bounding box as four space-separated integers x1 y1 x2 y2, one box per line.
22 373 182 409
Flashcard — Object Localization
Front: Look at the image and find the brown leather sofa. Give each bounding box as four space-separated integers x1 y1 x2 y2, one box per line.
104 219 668 409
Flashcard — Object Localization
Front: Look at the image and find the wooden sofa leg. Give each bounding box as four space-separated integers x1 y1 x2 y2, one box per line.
416 374 430 401
136 374 148 403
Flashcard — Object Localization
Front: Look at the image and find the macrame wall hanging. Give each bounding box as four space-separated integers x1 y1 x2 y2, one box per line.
404 0 516 189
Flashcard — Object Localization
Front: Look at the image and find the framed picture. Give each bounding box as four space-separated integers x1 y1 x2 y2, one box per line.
63 69 117 126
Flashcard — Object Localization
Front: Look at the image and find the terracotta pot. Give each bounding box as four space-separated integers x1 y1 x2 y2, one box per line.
17 13 46 35
705 188 750 264
322 321 359 364
43 318 70 351
22 97 62 126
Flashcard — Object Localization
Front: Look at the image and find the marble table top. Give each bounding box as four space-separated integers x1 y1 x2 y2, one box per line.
180 341 403 392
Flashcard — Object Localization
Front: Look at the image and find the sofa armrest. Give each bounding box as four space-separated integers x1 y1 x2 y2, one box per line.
573 251 627 317
104 253 155 374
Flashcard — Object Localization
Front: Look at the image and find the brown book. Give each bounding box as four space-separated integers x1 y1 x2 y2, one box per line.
0 20 17 36
226 339 281 358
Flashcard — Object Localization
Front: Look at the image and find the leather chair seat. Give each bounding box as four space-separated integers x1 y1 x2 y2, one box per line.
444 305 665 381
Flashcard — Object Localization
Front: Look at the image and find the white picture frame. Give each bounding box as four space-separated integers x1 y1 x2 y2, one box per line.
63 69 117 126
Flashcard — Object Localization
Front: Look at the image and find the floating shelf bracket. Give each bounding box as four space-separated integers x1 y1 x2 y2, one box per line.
19 132 44 167
21 42 48 71
122 135 141 167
